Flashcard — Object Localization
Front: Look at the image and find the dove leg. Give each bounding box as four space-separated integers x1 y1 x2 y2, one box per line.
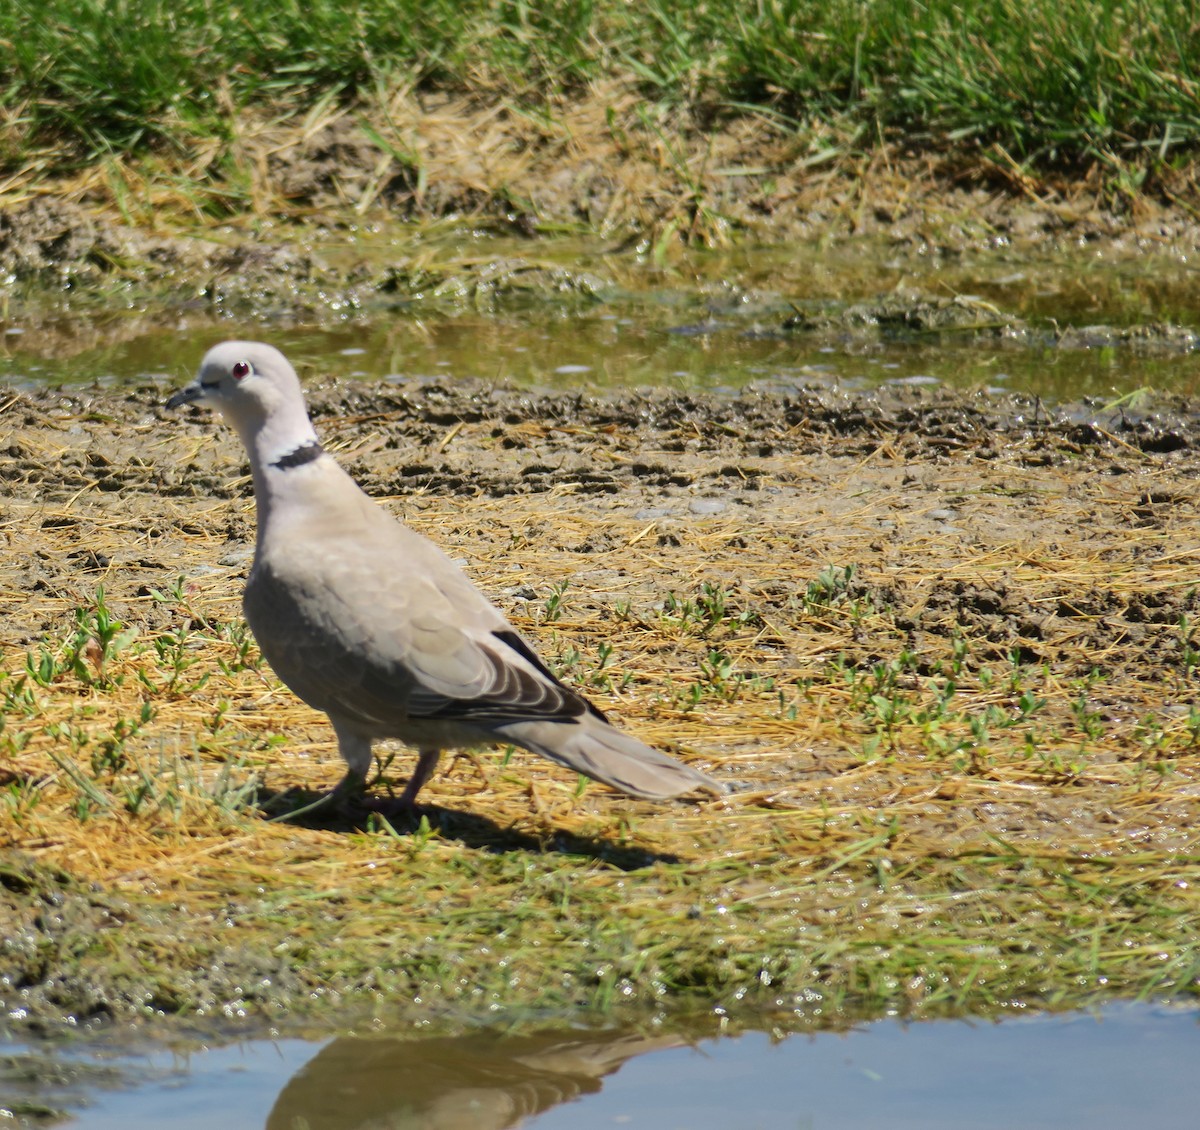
329 717 374 806
397 748 442 808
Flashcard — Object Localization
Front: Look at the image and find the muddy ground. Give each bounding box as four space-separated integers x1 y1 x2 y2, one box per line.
2 369 1200 1042
4 373 1197 672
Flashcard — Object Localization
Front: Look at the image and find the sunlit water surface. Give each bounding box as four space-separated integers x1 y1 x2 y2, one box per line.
5 1002 1197 1129
2 240 1199 401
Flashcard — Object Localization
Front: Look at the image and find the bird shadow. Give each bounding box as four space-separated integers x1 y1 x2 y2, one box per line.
252 785 682 869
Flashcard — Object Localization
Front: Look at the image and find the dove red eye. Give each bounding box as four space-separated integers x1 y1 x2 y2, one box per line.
231 360 251 380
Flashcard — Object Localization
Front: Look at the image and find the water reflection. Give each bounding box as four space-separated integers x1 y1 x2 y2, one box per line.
266 1027 683 1130
9 1002 1200 1129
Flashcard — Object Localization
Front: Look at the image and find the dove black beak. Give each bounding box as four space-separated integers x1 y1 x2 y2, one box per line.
166 382 208 410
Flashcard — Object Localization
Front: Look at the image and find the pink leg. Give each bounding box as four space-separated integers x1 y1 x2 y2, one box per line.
396 748 442 809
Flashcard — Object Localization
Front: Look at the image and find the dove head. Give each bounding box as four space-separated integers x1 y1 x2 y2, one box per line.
168 341 320 468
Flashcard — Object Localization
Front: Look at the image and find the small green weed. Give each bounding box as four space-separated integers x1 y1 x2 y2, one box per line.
541 580 570 624
661 582 760 636
68 585 138 688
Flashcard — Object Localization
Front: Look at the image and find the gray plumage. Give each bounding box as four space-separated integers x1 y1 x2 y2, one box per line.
167 341 724 811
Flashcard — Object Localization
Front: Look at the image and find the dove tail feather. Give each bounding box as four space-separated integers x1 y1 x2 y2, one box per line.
496 716 724 800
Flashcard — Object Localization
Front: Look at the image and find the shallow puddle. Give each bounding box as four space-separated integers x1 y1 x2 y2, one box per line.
2 240 1198 401
5 1002 1196 1129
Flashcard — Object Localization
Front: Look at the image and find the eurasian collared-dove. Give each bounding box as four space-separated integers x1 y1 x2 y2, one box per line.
167 342 724 812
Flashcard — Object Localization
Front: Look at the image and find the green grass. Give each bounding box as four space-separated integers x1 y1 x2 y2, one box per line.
1 0 1198 172
4 570 1200 1027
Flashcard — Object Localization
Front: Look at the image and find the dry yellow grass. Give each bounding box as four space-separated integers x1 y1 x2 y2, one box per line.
2 378 1199 1028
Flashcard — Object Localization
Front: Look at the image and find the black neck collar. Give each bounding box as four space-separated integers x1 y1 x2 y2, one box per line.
270 441 324 470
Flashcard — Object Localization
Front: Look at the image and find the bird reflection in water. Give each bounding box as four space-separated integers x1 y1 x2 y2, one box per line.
267 1026 685 1130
